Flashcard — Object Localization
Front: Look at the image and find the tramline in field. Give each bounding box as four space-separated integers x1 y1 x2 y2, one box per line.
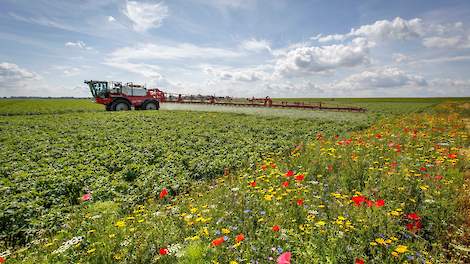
85 80 367 112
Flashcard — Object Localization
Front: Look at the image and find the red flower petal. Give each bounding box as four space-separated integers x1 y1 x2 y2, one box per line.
285 170 294 177
159 188 169 199
375 199 385 207
355 258 365 264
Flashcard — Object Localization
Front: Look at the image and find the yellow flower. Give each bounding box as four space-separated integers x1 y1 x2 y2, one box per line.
315 220 326 227
391 251 399 257
375 238 386 245
395 245 408 253
264 195 273 201
87 248 96 254
190 208 198 213
222 228 231 234
115 221 126 228
230 261 239 264
369 242 378 246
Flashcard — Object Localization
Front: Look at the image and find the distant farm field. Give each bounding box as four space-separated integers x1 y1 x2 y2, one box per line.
0 98 468 263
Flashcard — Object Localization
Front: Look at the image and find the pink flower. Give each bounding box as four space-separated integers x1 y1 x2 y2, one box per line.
81 193 91 202
277 252 291 264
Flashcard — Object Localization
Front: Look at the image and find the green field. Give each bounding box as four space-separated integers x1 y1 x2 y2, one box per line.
0 98 468 263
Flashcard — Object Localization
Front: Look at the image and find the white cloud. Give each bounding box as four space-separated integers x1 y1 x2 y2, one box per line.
240 38 271 53
108 43 241 61
422 35 470 49
333 67 427 91
204 65 270 82
274 37 372 77
349 17 424 41
316 17 425 43
124 1 168 32
392 53 409 63
315 16 470 50
104 60 162 79
107 16 116 22
0 62 42 96
65 41 92 50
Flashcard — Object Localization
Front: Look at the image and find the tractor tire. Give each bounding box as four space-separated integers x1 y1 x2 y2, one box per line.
142 101 159 110
105 104 112 111
112 100 131 111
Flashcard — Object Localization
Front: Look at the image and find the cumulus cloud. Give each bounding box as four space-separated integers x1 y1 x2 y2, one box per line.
333 67 427 91
316 17 424 43
274 37 372 77
107 16 116 22
315 17 470 50
124 1 169 32
240 38 271 53
0 62 42 96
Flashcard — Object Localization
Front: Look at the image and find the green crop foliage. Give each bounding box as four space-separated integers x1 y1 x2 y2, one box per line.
0 98 468 263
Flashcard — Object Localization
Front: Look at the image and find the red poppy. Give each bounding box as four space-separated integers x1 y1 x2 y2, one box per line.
420 167 427 172
0 257 5 263
375 133 382 139
211 237 225 246
261 164 268 170
295 174 305 181
434 175 443 181
375 199 385 207
406 222 414 231
406 220 423 232
355 258 365 264
272 225 280 232
415 220 423 229
351 196 366 206
407 213 421 221
159 188 169 199
448 153 457 159
81 193 91 202
159 248 169 255
250 181 257 187
282 181 289 187
270 163 277 168
296 199 304 206
285 170 294 177
365 199 373 207
235 233 245 243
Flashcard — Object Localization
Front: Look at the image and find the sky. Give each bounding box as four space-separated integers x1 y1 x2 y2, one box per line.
0 0 470 98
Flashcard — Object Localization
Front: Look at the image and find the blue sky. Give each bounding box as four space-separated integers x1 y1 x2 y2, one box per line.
1 0 469 97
